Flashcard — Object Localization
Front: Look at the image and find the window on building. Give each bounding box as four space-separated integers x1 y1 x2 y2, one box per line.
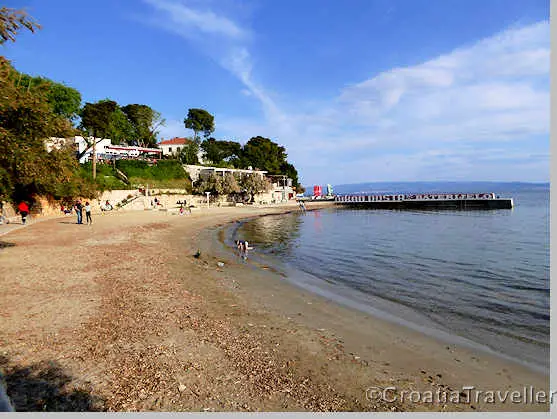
177 147 181 153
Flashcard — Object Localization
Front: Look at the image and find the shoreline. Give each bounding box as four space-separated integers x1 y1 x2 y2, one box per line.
0 203 549 412
215 210 548 375
191 207 549 411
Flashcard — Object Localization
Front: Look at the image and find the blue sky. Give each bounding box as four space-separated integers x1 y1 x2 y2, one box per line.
4 0 549 185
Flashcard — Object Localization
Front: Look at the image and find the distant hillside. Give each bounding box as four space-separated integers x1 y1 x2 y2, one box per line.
305 181 549 195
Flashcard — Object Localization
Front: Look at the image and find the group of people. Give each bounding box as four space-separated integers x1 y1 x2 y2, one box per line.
235 239 252 260
73 200 92 225
1 199 103 227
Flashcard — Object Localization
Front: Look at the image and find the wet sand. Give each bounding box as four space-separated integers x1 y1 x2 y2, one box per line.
0 203 549 412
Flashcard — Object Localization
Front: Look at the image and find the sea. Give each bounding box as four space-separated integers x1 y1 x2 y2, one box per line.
225 182 550 373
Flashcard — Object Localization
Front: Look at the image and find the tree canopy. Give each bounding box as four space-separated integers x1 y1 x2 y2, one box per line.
6 72 82 122
179 141 200 165
46 80 82 122
240 173 271 202
200 138 242 166
122 104 165 148
0 57 91 201
196 135 302 189
0 6 303 202
80 99 118 138
193 172 268 203
240 136 287 174
184 108 214 142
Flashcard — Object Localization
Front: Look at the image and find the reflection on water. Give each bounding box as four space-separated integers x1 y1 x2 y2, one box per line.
237 213 304 256
230 188 549 371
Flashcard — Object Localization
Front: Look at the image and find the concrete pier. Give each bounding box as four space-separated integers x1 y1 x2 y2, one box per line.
335 193 513 210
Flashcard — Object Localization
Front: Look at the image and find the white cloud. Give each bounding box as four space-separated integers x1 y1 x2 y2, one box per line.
222 21 549 184
140 2 549 184
142 0 282 124
143 0 247 40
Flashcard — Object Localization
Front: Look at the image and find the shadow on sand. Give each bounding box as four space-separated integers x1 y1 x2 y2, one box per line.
0 355 105 412
0 241 15 249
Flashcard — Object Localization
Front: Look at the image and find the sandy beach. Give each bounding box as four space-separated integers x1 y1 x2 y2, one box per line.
0 203 549 412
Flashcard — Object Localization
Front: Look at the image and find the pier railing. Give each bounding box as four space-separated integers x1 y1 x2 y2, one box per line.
334 193 513 209
335 193 497 203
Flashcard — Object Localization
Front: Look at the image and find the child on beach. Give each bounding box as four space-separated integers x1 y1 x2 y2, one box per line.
235 240 246 260
85 202 92 225
235 240 253 260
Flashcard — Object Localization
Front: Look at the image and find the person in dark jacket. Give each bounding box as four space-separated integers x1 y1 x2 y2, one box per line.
74 200 83 224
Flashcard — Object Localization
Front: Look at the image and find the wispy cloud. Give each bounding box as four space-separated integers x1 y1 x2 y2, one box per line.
143 0 247 40
221 21 549 183
139 1 549 184
141 0 282 123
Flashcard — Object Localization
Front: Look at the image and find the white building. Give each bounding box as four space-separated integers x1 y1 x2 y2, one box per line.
183 164 296 203
183 164 267 183
158 137 188 156
264 176 296 202
158 137 205 162
46 136 162 163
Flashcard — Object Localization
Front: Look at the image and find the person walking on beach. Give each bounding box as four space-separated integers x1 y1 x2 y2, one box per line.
235 240 246 260
17 201 29 225
74 200 83 224
85 202 92 225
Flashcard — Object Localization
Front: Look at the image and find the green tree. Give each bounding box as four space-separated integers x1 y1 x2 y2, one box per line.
0 57 81 201
240 136 287 174
80 99 118 138
184 108 214 142
0 7 40 44
194 173 223 195
0 12 98 202
122 104 165 147
9 73 82 123
179 141 200 165
239 173 271 203
107 107 134 144
46 81 82 122
239 136 302 189
222 172 241 194
201 138 242 166
80 99 134 144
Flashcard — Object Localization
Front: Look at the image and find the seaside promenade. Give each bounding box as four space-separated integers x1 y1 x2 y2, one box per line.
0 203 548 412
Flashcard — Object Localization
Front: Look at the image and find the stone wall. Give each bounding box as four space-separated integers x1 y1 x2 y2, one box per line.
1 187 294 220
98 189 139 205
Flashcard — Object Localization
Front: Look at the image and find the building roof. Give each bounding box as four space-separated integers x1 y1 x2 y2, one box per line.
158 137 191 146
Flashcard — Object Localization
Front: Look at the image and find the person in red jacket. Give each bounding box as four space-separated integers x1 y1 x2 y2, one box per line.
17 201 29 225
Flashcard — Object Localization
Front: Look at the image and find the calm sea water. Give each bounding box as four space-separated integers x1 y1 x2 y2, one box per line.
228 183 549 371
